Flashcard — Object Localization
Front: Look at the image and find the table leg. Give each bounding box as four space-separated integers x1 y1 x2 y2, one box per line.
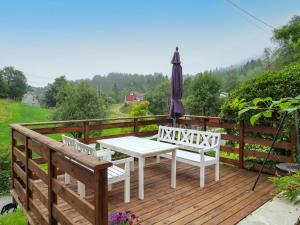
138 157 145 200
171 150 176 188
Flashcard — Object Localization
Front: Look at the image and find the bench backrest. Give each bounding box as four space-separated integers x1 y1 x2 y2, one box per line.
62 135 78 148
75 141 97 156
157 126 221 151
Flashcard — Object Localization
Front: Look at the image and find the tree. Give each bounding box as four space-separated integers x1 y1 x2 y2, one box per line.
184 73 222 116
130 101 150 116
272 15 300 67
53 82 106 123
144 81 170 115
220 62 300 121
0 74 8 98
223 70 241 92
43 76 68 107
0 67 27 100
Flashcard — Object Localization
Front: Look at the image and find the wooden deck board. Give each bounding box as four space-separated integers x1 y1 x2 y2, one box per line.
24 158 273 225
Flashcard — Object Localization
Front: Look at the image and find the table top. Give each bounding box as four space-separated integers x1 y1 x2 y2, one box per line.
97 136 178 158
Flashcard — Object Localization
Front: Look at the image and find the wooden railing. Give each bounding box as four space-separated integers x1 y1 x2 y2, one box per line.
11 124 112 225
11 115 297 224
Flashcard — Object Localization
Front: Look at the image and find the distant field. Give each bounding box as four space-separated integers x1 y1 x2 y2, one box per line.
0 99 53 153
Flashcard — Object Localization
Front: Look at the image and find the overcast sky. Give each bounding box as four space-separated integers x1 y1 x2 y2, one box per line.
1 0 300 87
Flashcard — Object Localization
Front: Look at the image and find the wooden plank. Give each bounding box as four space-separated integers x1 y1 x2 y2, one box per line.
48 149 58 225
29 199 49 225
95 168 109 225
220 157 240 166
52 205 74 225
13 163 26 182
89 121 135 131
221 134 239 142
83 121 89 144
14 178 26 204
244 136 292 149
51 152 95 188
244 149 292 162
14 147 26 163
32 125 82 134
244 125 278 134
220 145 239 154
28 179 48 207
52 179 95 224
28 159 48 184
33 157 48 164
25 136 32 210
28 139 49 160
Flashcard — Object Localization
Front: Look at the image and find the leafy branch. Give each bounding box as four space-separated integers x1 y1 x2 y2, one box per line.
235 96 300 125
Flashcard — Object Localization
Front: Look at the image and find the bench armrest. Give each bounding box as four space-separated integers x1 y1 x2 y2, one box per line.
145 134 158 140
198 145 220 153
111 157 133 165
96 150 115 158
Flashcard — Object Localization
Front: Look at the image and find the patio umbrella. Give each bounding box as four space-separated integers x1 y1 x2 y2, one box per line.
169 47 185 126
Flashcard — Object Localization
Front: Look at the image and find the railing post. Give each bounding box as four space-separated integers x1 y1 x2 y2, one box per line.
11 129 16 195
239 120 245 169
133 118 138 136
95 168 109 225
25 136 32 210
48 148 57 225
203 118 207 131
83 121 89 144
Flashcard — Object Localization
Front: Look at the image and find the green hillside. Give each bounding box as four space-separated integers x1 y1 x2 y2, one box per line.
0 99 52 153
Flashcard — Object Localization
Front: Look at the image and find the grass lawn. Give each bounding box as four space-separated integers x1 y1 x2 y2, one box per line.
0 99 53 153
0 210 27 225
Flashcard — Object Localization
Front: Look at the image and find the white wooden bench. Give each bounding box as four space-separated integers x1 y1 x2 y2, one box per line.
155 126 221 187
62 135 133 203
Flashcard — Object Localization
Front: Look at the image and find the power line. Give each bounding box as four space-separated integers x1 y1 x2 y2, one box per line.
225 0 275 30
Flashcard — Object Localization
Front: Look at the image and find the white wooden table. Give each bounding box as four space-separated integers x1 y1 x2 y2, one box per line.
97 136 178 200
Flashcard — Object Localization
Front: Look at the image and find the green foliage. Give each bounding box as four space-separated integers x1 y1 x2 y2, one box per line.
0 67 27 100
237 96 300 125
221 62 300 121
184 73 222 116
53 82 106 121
43 76 68 107
144 81 170 115
269 171 300 204
0 209 27 225
272 15 300 67
130 101 149 116
0 151 11 195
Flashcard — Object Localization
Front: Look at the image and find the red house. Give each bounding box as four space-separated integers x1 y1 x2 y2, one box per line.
125 91 144 103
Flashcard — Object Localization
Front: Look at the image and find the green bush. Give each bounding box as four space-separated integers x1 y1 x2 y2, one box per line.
220 62 300 121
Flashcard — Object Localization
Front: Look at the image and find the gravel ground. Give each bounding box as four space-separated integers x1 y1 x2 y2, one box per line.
0 195 13 212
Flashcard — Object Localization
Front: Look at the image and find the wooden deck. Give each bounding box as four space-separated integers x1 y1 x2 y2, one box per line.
16 158 274 225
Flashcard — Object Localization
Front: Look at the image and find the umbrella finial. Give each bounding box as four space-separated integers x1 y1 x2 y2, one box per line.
176 46 179 51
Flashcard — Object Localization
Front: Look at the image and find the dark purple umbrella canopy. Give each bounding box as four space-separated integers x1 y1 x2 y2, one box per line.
169 47 185 119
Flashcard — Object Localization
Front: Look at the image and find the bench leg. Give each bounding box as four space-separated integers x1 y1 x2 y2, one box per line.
124 160 131 203
156 155 160 163
215 162 220 181
65 173 70 185
138 157 145 200
78 181 86 197
130 160 135 172
200 165 205 188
